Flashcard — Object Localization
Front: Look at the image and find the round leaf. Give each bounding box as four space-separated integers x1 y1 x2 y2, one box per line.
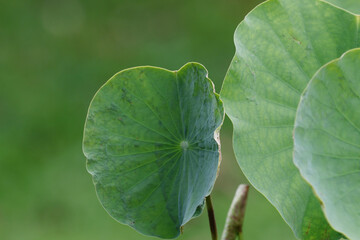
294 48 360 240
221 0 359 238
83 63 224 238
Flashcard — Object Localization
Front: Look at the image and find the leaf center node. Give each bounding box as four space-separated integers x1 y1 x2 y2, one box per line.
180 140 189 150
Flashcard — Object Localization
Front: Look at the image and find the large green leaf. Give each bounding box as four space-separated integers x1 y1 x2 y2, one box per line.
83 63 224 238
221 0 359 239
294 48 360 240
321 0 360 15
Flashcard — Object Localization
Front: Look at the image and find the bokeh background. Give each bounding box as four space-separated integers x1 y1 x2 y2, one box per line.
0 0 298 239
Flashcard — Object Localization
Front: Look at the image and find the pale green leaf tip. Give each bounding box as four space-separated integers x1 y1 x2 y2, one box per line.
320 0 360 16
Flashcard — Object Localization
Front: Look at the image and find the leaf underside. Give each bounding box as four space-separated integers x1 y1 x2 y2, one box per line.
294 48 360 240
221 0 359 239
83 63 224 238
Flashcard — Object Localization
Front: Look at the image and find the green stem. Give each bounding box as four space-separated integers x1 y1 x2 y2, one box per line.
206 195 218 240
221 184 249 240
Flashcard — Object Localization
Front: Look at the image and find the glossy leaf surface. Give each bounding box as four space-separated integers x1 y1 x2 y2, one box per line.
221 0 359 238
294 48 360 240
83 63 224 238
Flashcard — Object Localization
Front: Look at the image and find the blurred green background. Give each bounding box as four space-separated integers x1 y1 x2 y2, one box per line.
0 0 297 239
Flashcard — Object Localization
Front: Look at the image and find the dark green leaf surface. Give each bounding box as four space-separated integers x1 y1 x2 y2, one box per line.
321 0 360 15
83 63 224 238
294 48 360 240
221 0 359 239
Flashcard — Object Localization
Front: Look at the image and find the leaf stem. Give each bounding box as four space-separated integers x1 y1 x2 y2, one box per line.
206 195 218 240
221 184 249 240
